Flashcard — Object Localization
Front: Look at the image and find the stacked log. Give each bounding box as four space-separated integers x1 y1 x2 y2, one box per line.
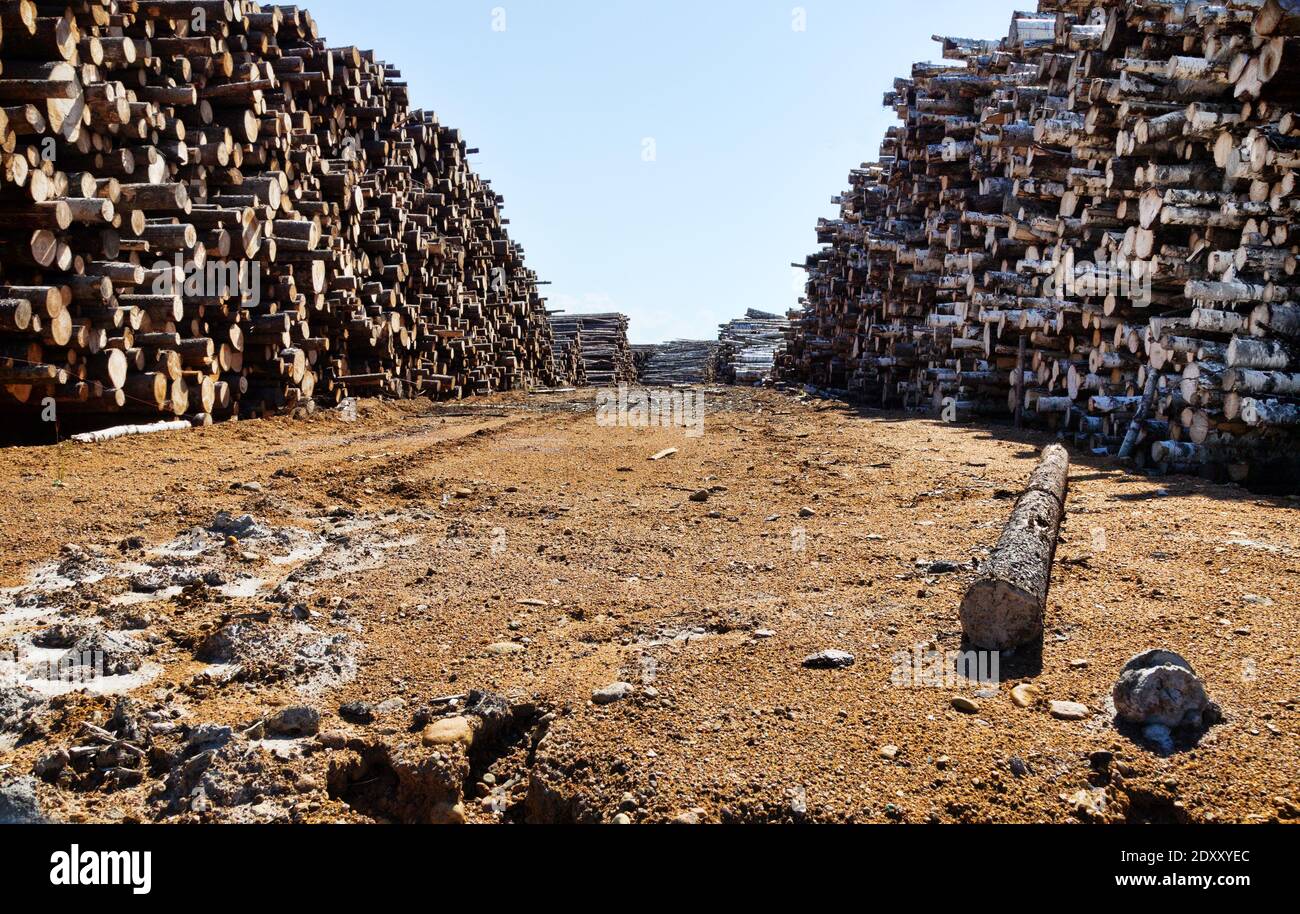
713 309 790 385
548 313 637 386
780 0 1300 484
0 0 556 436
633 340 718 385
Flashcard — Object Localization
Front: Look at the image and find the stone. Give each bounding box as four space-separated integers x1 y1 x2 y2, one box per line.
1009 757 1029 778
592 682 635 705
612 812 632 825
1113 649 1216 730
34 751 69 780
879 745 900 760
1050 701 1090 721
1010 684 1041 708
0 777 48 824
422 716 475 747
264 706 320 738
951 697 980 714
671 809 705 825
1066 787 1107 820
690 490 711 503
487 642 525 656
338 701 374 724
798 507 816 518
802 650 855 670
317 730 348 750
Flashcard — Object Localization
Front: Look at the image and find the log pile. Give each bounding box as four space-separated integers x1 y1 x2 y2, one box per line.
780 0 1300 484
713 309 790 385
0 0 557 436
633 339 718 385
548 313 637 386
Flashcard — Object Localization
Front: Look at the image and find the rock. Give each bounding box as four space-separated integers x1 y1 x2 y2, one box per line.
1010 684 1041 708
612 812 632 825
753 629 776 639
879 745 900 760
317 730 348 750
264 706 320 738
208 512 264 540
951 697 980 714
1066 787 1107 820
422 716 476 747
1113 649 1216 730
374 698 406 715
928 561 959 574
1050 701 1091 721
487 642 525 656
670 809 705 825
1087 750 1112 770
1009 757 1028 778
0 777 49 824
798 506 816 518
802 650 855 670
592 682 635 705
34 750 69 780
187 724 233 753
690 490 711 503
338 701 374 724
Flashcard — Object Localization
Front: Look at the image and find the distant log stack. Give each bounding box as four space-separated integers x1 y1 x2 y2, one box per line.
779 0 1300 485
548 313 637 386
713 309 791 385
0 0 557 436
634 339 718 385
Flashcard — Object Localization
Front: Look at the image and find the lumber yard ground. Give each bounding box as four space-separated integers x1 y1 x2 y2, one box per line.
0 388 1296 824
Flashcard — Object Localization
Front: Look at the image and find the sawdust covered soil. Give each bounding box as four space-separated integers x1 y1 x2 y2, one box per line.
0 389 1296 824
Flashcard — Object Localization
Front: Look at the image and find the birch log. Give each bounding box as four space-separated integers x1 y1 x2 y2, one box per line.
960 444 1069 651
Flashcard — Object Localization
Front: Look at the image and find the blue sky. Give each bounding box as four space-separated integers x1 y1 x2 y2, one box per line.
304 1 1027 343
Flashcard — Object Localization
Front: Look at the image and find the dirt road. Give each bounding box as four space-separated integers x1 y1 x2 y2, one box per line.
1 388 1296 823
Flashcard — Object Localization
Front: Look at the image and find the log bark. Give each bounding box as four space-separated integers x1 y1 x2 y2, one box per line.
960 444 1069 651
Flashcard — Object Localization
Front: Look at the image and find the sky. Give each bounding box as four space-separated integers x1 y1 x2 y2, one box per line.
304 0 1028 344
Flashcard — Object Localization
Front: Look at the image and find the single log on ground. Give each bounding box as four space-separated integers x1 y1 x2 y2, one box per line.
959 444 1069 650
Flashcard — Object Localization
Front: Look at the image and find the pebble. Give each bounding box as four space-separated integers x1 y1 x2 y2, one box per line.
422 716 475 747
264 706 321 737
802 650 855 670
880 745 900 760
690 490 711 503
1050 701 1091 721
612 813 632 825
753 629 776 639
798 506 816 518
374 698 406 715
487 642 525 656
592 682 635 705
1009 757 1028 778
951 697 980 714
1010 684 1041 708
338 701 374 724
